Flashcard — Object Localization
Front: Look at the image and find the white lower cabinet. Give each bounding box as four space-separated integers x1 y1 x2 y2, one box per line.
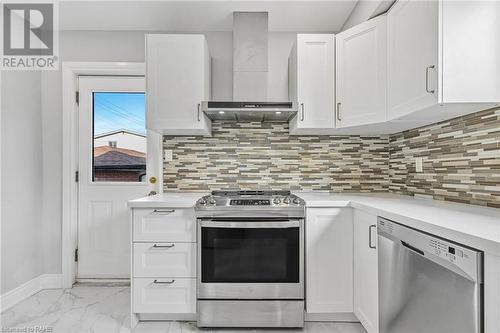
133 242 196 278
353 210 379 333
306 208 353 315
131 207 197 326
133 208 196 242
133 278 196 313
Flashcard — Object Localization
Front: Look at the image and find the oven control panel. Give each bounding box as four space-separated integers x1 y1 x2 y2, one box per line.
230 199 270 206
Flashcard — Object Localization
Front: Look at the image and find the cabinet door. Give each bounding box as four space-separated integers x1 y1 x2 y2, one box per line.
336 16 387 128
353 210 378 333
290 34 335 133
146 34 211 135
387 0 438 120
306 208 353 313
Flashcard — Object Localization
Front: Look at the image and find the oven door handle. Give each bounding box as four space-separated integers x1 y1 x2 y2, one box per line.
200 220 301 228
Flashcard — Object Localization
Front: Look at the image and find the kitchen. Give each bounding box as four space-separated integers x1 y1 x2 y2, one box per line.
1 1 500 333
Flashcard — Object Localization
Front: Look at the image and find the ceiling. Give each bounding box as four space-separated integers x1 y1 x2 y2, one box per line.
59 1 358 32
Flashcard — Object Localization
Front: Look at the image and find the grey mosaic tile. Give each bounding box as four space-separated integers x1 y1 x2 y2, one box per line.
163 122 390 192
162 107 500 208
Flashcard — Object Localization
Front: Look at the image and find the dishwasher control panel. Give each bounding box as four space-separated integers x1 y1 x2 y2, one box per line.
378 217 482 281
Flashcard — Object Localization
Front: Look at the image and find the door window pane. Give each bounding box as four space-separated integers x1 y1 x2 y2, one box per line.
93 92 146 182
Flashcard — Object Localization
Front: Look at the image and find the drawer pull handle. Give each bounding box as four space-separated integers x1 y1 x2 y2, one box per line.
152 244 175 249
153 279 175 285
152 209 175 215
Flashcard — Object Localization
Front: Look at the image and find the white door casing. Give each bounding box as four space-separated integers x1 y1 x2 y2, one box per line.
77 76 151 279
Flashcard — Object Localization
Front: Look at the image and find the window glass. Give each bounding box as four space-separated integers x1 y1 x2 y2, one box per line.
92 92 146 182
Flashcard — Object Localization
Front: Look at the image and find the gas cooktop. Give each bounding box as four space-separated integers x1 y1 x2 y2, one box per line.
195 190 305 210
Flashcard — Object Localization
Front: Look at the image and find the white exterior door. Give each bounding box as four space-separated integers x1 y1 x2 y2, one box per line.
336 15 387 128
77 76 159 279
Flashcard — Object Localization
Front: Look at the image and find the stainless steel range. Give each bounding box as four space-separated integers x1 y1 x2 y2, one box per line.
195 190 305 328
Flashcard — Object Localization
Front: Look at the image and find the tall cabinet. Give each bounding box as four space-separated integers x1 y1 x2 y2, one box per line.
289 34 336 135
335 15 387 128
146 34 211 136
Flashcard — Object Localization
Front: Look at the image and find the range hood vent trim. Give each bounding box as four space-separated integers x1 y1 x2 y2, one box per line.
202 101 298 122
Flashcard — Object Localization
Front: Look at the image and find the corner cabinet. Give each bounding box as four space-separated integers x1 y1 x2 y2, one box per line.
335 15 387 128
146 34 211 136
353 210 379 333
305 208 354 319
289 34 336 135
387 0 500 122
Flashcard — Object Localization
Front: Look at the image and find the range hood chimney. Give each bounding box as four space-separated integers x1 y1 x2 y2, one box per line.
202 12 297 122
233 11 268 101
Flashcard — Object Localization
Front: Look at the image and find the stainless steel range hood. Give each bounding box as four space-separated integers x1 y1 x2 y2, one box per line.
203 101 297 122
203 12 297 122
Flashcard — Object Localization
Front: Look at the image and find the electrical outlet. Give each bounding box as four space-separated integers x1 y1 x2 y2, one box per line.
164 150 173 162
415 157 423 173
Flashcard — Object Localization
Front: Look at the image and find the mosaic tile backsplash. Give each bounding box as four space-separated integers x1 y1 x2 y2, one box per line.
389 108 500 208
163 122 390 192
163 108 500 208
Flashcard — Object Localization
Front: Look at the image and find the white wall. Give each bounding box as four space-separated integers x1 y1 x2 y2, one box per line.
39 29 300 276
1 71 44 294
342 0 394 31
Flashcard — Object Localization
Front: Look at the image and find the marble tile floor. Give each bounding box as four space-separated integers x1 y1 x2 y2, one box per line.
1 286 366 333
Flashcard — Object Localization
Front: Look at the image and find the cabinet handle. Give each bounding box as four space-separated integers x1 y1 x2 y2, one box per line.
369 224 376 249
153 279 175 285
425 65 435 94
197 103 201 121
336 102 342 121
152 209 175 215
151 244 175 249
300 103 305 121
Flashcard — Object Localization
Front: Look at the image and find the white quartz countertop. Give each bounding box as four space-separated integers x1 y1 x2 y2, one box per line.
128 192 208 208
128 191 500 255
297 192 500 255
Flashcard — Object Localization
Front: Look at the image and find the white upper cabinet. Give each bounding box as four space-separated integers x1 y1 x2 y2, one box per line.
387 0 500 122
289 34 335 135
336 15 387 128
306 208 353 315
146 34 211 136
387 0 438 119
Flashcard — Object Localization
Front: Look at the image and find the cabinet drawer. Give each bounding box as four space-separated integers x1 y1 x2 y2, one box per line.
133 243 196 278
133 208 195 242
133 278 196 314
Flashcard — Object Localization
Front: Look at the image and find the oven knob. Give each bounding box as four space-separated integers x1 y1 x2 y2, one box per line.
208 197 216 205
293 198 300 205
273 198 281 205
199 198 207 205
283 197 291 204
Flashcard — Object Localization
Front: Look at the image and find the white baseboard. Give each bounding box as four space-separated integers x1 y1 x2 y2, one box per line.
0 274 63 312
305 312 359 322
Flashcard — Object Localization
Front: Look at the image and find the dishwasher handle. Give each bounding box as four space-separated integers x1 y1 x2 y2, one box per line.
401 241 424 256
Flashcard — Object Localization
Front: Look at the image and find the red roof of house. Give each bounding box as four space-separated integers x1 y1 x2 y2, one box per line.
94 146 146 168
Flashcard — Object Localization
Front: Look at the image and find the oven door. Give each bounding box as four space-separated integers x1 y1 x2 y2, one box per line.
198 218 304 299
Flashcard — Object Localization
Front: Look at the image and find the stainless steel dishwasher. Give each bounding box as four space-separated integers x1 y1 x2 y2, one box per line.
377 217 483 333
